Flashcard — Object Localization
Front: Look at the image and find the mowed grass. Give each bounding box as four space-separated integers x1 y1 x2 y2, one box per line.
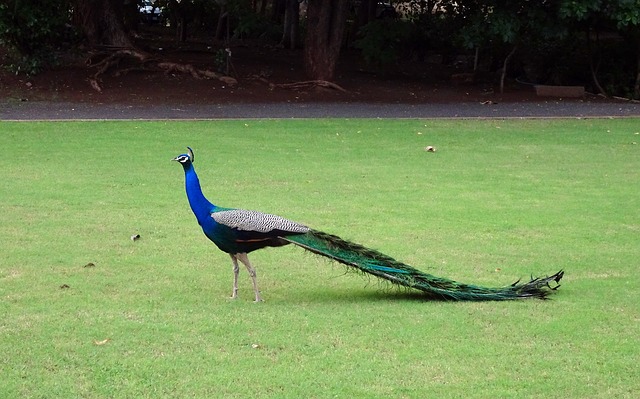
1 118 638 398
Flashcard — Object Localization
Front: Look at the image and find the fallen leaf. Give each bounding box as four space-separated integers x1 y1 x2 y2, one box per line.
84 262 96 268
94 338 111 346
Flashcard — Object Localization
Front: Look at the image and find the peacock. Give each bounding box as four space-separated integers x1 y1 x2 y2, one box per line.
173 147 563 302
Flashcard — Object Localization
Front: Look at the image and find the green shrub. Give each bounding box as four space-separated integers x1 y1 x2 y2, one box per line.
354 19 412 69
0 0 75 75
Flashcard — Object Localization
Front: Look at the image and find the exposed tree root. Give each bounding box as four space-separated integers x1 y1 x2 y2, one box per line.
86 48 237 92
251 75 347 92
274 80 347 92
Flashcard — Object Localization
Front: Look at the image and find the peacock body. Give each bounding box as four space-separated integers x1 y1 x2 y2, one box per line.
174 147 563 302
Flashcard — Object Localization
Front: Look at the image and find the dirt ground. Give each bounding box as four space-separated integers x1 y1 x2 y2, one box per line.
0 37 548 106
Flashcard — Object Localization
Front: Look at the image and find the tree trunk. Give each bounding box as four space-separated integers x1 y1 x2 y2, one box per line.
272 0 287 23
259 0 269 16
635 39 640 99
177 17 188 42
363 0 377 22
281 0 300 49
500 45 517 94
215 6 228 41
586 27 607 96
303 0 350 81
74 0 133 47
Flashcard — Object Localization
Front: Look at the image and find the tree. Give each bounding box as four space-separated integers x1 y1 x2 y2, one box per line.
460 0 565 92
280 0 300 49
560 0 640 98
303 0 350 81
73 0 133 47
0 0 73 74
617 2 640 98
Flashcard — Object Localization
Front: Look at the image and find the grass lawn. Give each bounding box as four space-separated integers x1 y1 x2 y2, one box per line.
1 118 638 398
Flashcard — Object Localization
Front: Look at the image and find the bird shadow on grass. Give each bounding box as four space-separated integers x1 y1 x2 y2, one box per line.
273 265 450 304
279 286 447 304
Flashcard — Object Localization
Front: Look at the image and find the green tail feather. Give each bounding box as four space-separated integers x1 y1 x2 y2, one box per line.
283 229 564 301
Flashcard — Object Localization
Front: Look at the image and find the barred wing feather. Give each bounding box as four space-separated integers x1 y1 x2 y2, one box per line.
212 209 310 234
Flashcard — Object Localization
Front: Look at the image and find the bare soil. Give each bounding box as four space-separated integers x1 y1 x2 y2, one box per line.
0 37 547 106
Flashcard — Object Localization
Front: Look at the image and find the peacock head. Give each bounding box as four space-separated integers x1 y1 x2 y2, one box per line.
172 147 195 166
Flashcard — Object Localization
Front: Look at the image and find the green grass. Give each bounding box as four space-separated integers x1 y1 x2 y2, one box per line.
1 118 638 398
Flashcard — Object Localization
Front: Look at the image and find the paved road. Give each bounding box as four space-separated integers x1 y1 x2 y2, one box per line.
2 99 640 120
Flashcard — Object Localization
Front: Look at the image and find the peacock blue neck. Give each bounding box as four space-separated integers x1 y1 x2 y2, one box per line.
183 163 215 221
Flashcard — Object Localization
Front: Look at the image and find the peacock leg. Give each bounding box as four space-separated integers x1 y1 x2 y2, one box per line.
229 254 240 299
236 253 263 302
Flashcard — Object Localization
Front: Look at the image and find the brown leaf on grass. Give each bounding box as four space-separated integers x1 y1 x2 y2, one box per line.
94 338 111 346
60 284 70 289
83 262 96 268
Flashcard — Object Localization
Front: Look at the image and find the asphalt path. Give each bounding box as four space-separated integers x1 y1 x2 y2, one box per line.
2 99 640 120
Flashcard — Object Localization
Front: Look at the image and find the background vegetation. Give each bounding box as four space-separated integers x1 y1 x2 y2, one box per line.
1 0 640 97
1 119 638 397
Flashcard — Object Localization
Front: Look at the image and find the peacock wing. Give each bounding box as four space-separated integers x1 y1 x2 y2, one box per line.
211 209 310 237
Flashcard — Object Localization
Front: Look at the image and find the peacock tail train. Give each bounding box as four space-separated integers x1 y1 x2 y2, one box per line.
284 229 564 301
